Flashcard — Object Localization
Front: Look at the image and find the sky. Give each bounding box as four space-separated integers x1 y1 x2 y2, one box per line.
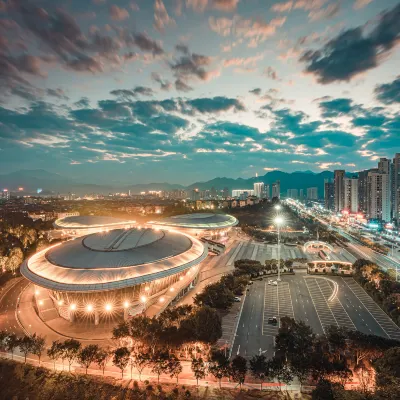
0 0 399 185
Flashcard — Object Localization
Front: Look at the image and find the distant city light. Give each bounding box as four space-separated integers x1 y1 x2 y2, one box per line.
18 187 24 191
37 188 42 194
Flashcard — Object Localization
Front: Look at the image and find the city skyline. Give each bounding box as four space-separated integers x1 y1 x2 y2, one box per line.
0 1 399 185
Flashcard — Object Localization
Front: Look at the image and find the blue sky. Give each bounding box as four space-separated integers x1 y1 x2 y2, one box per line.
0 0 399 185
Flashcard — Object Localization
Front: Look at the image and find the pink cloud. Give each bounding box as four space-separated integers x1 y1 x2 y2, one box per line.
109 5 130 21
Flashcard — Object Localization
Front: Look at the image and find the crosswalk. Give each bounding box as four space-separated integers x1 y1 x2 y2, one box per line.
342 279 400 341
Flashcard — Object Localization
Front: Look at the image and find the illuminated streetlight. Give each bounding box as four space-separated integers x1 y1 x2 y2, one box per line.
35 290 40 296
170 287 175 292
179 276 183 281
144 286 150 292
105 303 112 312
274 215 285 282
159 297 165 303
86 304 93 312
140 295 147 303
70 303 76 311
38 300 43 306
58 300 63 306
123 301 130 309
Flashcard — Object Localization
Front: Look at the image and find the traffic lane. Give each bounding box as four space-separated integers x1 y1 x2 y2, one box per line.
0 278 28 336
336 278 390 338
284 275 324 335
232 280 272 359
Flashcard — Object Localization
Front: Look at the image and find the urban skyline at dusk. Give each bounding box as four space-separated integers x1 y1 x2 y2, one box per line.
0 0 399 186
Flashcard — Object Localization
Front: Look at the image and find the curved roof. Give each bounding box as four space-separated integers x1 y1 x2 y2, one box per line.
21 227 207 293
54 215 136 230
150 213 238 230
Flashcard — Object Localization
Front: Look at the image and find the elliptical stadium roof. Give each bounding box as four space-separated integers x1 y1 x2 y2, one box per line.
21 227 207 292
54 216 136 230
150 213 238 230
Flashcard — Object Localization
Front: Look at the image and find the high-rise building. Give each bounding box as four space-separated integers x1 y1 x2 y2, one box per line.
393 153 400 222
191 188 200 201
232 189 254 198
299 189 304 201
367 171 391 222
334 170 345 212
272 180 280 199
307 187 318 200
287 189 298 199
210 186 217 199
253 182 265 199
223 187 229 198
1 189 10 200
358 170 370 214
324 182 334 211
378 158 391 174
344 177 358 213
265 184 270 200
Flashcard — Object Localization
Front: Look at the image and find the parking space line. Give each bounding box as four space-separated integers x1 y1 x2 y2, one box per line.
262 281 279 336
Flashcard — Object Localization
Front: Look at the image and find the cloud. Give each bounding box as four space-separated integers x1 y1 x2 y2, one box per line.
46 88 69 100
151 72 172 91
175 79 193 92
300 4 400 84
223 54 263 67
154 0 176 32
249 88 262 96
271 0 339 21
271 1 294 12
308 2 340 21
374 76 400 104
186 0 239 13
187 97 245 113
263 66 280 81
354 0 373 10
74 97 90 108
109 5 130 21
129 33 164 55
110 87 154 99
170 45 218 85
208 15 286 47
318 98 354 118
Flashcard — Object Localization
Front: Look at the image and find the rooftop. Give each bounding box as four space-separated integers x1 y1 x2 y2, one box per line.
54 215 136 230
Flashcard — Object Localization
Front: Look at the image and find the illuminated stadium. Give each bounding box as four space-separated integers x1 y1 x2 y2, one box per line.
149 213 238 238
21 227 207 324
53 215 136 237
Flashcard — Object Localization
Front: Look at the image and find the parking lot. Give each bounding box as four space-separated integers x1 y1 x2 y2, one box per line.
232 273 400 359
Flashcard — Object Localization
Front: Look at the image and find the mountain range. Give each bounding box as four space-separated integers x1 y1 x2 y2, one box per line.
0 169 351 197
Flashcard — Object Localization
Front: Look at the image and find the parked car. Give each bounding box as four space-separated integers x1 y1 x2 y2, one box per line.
234 297 241 302
268 280 273 285
272 281 278 286
268 316 278 324
248 281 254 285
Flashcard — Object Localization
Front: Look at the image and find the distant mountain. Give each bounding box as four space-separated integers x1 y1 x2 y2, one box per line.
0 169 347 197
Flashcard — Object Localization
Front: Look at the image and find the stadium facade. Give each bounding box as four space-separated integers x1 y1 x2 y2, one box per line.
21 227 207 324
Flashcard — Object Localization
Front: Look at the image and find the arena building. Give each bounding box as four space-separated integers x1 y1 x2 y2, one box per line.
53 215 136 237
21 227 207 324
149 213 238 239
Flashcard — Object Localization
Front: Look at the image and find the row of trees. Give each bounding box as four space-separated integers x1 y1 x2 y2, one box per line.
0 332 46 364
352 259 400 325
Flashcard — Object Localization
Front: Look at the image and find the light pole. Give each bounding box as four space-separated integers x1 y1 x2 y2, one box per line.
274 215 284 282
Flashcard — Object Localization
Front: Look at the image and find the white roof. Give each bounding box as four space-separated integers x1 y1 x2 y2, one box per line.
21 227 207 293
54 215 136 230
150 213 238 230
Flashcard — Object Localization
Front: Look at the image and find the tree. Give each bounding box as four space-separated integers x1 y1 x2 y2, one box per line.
168 354 183 384
78 344 99 374
131 351 150 381
95 348 111 375
18 335 34 363
31 334 46 365
6 247 23 273
4 333 19 359
312 379 335 400
47 340 62 370
194 282 235 310
230 355 247 390
113 347 130 378
269 357 293 392
151 350 171 383
208 350 231 388
249 354 269 390
191 357 207 386
62 339 81 372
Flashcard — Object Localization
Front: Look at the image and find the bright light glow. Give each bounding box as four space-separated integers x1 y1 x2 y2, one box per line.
170 287 175 292
105 303 112 311
86 304 93 312
275 205 281 210
179 276 183 281
140 295 147 303
274 216 284 225
144 286 150 292
159 297 165 303
123 301 130 308
70 303 76 311
38 300 43 306
35 290 40 296
58 300 63 306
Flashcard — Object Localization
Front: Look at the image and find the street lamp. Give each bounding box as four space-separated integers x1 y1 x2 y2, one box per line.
275 205 281 211
274 215 284 282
